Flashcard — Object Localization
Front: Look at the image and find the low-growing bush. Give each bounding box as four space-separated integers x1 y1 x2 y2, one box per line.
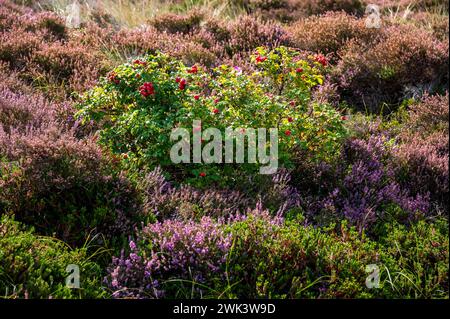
0 86 56 133
150 10 204 34
289 12 376 58
409 11 449 40
0 28 42 68
391 93 449 210
301 133 431 232
333 24 449 112
105 215 231 298
0 127 141 246
77 48 346 186
378 218 449 298
243 0 364 22
141 166 300 220
0 216 106 298
298 0 364 15
112 15 291 67
395 131 449 211
142 166 252 220
26 40 110 98
0 1 108 99
224 210 387 298
406 93 449 134
225 16 291 56
105 210 448 298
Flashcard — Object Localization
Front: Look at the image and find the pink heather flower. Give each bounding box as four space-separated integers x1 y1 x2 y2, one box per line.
130 253 140 261
111 279 119 288
233 66 242 75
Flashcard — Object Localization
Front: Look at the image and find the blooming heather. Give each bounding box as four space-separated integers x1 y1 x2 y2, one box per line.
303 134 431 232
105 216 232 298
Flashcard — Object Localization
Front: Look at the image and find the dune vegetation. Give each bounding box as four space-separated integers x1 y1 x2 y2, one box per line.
0 0 448 299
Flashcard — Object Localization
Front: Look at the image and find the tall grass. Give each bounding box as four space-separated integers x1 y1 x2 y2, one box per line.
33 0 246 28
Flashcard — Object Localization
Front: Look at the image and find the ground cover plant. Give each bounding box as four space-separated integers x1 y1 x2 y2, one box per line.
0 0 448 299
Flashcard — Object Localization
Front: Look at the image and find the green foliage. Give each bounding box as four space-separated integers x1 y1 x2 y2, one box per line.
0 216 107 299
77 48 347 186
220 213 449 298
222 214 379 298
378 219 449 298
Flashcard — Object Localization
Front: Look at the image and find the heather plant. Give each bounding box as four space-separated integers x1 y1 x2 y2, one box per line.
407 11 449 40
0 126 142 246
141 166 252 220
0 63 35 95
141 166 300 220
77 48 346 186
300 0 364 15
110 15 291 67
0 1 108 99
302 134 431 233
150 10 204 34
0 27 42 68
289 12 377 59
110 25 219 67
0 74 86 135
406 93 449 135
104 209 448 299
395 131 449 211
369 0 450 11
0 215 106 298
0 86 56 133
225 16 291 56
105 216 232 298
243 0 364 22
26 40 110 98
333 24 449 112
0 2 66 39
390 94 449 210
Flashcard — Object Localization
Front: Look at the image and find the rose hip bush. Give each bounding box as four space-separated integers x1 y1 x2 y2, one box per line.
77 47 346 186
